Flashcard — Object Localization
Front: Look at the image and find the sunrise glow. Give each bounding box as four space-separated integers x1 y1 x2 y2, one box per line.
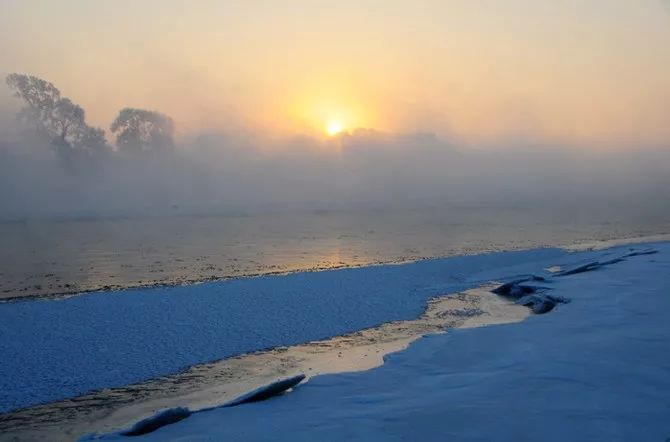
327 120 344 136
2 2 670 439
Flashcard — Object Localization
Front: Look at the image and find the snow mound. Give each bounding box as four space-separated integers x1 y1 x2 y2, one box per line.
85 375 306 439
222 374 305 408
121 407 192 437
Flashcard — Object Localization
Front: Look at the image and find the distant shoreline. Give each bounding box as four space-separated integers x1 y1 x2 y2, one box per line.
3 232 669 304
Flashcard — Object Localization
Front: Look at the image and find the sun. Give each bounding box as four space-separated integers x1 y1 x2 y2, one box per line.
326 120 344 136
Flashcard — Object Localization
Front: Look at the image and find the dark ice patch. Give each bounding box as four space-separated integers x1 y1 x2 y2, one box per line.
555 261 603 276
87 375 306 439
223 374 306 407
491 281 566 315
557 248 658 277
516 294 569 314
120 407 191 437
622 249 658 258
491 276 547 298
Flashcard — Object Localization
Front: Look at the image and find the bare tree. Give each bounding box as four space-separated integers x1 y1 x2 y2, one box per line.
5 73 108 154
110 108 175 153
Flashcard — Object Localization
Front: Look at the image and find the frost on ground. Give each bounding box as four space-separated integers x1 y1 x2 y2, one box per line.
92 242 669 441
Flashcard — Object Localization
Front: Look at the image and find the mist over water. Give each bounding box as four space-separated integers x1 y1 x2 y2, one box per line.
0 30 669 302
2 124 669 220
2 204 670 300
1 67 669 301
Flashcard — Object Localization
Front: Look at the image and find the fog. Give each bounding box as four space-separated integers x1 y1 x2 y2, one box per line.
1 76 668 221
2 1 669 223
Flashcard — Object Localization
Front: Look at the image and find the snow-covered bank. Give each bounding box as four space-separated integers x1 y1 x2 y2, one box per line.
94 241 670 441
0 248 569 413
0 284 530 440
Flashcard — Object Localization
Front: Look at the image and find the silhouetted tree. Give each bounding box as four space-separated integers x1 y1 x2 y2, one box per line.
6 74 61 137
51 98 85 145
73 126 107 152
110 108 175 153
5 73 109 155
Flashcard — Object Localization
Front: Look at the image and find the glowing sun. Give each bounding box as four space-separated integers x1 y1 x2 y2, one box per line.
326 120 344 136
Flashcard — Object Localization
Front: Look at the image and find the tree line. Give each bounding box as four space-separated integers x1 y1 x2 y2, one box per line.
5 73 175 160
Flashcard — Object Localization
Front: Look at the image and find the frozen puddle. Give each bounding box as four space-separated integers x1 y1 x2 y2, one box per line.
0 285 528 441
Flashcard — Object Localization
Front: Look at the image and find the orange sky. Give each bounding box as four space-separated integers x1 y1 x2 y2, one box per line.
1 0 669 149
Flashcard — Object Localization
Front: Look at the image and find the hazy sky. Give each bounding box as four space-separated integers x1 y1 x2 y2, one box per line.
1 0 669 148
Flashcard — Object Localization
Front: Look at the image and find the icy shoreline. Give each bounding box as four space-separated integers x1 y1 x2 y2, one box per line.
1 239 669 441
1 283 528 440
1 247 573 413
98 240 670 441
